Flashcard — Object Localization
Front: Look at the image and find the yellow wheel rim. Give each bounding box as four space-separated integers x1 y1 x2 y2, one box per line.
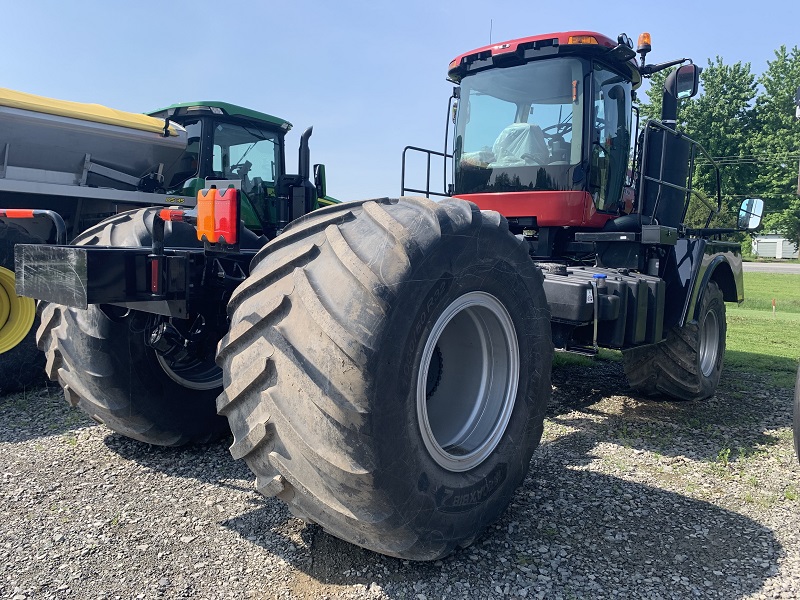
0 266 36 353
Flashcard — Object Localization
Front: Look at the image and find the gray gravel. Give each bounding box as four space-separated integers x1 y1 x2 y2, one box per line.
2 358 798 599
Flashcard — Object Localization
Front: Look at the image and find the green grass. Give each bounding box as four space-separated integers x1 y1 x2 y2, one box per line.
732 272 800 313
552 348 621 368
725 272 800 387
785 486 799 501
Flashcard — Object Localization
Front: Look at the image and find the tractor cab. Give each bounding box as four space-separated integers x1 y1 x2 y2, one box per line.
447 32 642 237
149 102 324 238
400 31 734 264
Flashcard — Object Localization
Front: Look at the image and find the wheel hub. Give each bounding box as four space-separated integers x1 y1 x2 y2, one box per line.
698 307 720 377
0 266 36 354
147 317 223 391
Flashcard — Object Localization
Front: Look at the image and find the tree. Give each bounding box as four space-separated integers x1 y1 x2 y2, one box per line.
637 58 758 229
637 69 671 123
682 58 757 228
750 46 800 246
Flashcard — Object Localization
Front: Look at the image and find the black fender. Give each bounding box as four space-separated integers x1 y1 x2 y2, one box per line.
660 238 743 331
680 240 743 327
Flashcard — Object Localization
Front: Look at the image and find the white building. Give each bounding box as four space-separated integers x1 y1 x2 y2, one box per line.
751 233 799 259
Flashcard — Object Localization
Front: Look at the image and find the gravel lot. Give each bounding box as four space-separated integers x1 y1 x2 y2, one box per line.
2 358 798 600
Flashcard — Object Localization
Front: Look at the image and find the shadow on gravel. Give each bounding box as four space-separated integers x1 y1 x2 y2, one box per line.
101 433 254 489
22 355 783 598
217 358 785 598
549 358 791 464
0 383 92 443
222 448 781 599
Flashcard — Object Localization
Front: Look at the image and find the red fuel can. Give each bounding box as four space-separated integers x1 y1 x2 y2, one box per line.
214 186 238 244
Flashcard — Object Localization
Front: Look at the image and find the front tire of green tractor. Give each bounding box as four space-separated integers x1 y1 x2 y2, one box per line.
216 197 552 560
36 208 229 446
623 280 726 401
0 222 45 394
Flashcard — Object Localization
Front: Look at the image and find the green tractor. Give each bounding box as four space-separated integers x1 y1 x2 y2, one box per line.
0 89 331 394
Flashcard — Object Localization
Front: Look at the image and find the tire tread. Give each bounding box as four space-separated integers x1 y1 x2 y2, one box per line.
623 280 725 401
217 198 550 559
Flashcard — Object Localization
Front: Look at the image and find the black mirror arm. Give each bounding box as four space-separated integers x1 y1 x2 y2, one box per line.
640 58 689 77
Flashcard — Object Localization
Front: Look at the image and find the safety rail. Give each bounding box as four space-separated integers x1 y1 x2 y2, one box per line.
638 119 721 231
400 146 452 198
0 208 67 244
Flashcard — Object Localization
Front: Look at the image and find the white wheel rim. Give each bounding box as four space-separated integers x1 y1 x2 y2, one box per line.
416 291 519 472
699 307 720 378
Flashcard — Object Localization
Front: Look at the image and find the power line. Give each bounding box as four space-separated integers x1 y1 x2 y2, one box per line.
709 155 800 161
695 157 799 166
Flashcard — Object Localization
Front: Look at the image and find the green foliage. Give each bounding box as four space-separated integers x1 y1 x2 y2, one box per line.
751 46 800 246
638 69 670 123
763 196 800 246
637 47 800 239
685 58 757 227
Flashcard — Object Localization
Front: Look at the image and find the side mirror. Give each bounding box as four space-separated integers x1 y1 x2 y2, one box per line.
738 198 764 231
665 64 700 100
313 164 327 200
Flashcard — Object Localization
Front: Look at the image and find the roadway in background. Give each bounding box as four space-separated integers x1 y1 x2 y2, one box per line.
743 262 800 274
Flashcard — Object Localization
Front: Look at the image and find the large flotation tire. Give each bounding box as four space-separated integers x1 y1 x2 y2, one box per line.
216 197 552 559
624 280 726 401
37 208 231 446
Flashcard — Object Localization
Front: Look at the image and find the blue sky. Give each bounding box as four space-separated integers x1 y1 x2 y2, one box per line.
3 0 796 200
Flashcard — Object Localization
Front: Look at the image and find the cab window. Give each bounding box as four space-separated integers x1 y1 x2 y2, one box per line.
589 63 633 212
211 122 281 195
163 119 202 191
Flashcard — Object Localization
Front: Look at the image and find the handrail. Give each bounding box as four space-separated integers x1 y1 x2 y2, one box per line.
400 146 453 198
0 208 67 244
401 91 458 198
638 119 721 231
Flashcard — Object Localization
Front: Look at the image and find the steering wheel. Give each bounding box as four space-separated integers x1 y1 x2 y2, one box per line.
229 160 252 175
542 122 572 138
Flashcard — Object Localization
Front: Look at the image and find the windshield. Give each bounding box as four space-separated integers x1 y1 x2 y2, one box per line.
211 121 283 229
454 57 585 195
211 121 282 193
